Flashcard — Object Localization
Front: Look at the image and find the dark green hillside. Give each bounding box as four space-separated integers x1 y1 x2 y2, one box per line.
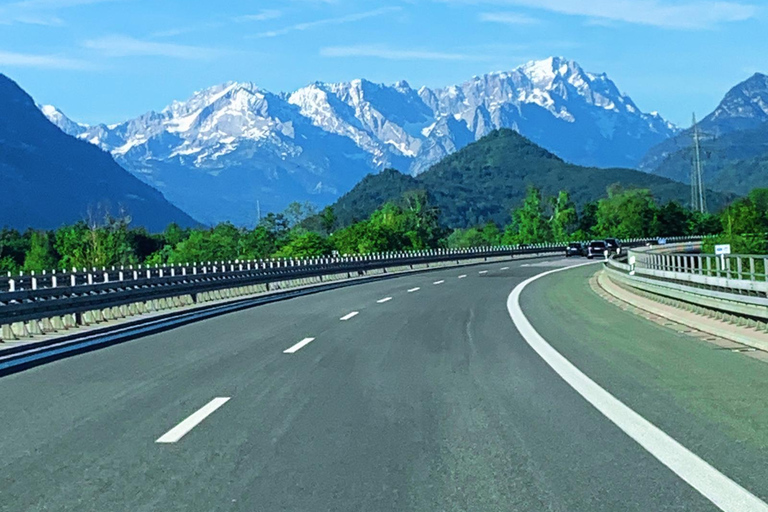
645 123 768 195
332 129 732 229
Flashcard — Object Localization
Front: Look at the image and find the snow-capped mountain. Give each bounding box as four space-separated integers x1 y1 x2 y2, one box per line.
39 104 88 137
698 72 768 134
639 72 768 172
44 57 677 225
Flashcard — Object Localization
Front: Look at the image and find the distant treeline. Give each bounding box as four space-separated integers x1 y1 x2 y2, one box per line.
2 186 767 274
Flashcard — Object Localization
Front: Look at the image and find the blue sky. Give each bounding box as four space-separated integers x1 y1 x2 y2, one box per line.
0 0 765 127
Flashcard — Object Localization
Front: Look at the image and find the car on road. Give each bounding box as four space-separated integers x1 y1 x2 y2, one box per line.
586 240 608 259
565 242 585 257
604 238 621 255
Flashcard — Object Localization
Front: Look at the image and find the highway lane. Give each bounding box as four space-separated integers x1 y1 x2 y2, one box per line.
0 257 757 511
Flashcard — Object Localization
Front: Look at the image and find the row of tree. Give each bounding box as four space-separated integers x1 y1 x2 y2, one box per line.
2 187 766 273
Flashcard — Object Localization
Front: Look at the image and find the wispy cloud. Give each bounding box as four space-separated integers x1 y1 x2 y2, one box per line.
0 0 115 25
257 7 401 37
0 49 91 68
320 44 490 61
478 11 540 25
441 0 756 29
83 35 221 59
235 9 282 22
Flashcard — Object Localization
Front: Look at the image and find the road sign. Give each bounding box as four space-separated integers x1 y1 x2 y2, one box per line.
715 244 731 255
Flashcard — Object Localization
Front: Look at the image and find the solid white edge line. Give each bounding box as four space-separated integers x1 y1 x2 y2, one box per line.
156 397 231 444
506 262 768 512
433 280 445 285
377 297 393 303
340 311 359 321
283 337 315 354
458 275 467 279
408 287 420 292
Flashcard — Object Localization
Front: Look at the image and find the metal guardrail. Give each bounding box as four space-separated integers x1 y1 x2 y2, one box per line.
0 236 698 341
605 242 768 322
0 244 563 328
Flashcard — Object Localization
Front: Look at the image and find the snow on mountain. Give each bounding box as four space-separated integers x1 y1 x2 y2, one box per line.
700 72 768 133
40 57 677 225
39 104 88 137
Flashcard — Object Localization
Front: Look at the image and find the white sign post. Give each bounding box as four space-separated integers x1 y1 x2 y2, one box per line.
629 255 636 275
715 244 731 273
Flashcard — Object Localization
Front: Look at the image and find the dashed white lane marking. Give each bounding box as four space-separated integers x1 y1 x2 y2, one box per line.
283 337 315 354
156 397 231 444
479 270 488 274
501 267 510 270
340 311 359 321
507 263 768 512
377 297 393 303
408 287 420 292
433 280 445 285
458 274 467 279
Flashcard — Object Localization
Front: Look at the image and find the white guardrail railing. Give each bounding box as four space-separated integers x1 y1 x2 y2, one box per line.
0 238 678 342
605 242 768 323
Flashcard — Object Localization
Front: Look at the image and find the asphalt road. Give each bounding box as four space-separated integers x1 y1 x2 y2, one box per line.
0 258 765 511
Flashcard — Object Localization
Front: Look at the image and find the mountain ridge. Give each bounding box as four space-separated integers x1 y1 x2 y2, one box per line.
41 57 678 225
330 129 731 229
0 74 198 232
639 72 768 193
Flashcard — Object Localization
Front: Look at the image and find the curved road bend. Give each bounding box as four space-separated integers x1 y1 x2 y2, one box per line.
1 258 766 511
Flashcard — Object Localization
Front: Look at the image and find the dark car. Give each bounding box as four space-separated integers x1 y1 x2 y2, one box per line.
604 238 621 255
586 240 608 259
565 242 585 257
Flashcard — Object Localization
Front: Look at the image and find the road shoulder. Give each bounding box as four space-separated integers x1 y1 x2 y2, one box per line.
519 263 768 504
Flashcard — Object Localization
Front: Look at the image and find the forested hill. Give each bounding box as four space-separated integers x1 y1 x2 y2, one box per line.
331 129 732 229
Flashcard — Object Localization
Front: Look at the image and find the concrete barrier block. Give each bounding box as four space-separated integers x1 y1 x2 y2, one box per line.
27 320 43 337
40 317 55 333
51 316 66 330
63 314 77 328
2 324 18 341
13 322 32 338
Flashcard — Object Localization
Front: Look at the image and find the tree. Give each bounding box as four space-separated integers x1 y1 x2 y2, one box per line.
0 228 27 273
283 202 317 228
654 201 690 237
258 213 290 245
550 191 578 242
167 223 240 264
238 225 277 260
319 206 337 234
594 186 657 239
274 230 332 258
510 187 552 244
23 231 58 272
